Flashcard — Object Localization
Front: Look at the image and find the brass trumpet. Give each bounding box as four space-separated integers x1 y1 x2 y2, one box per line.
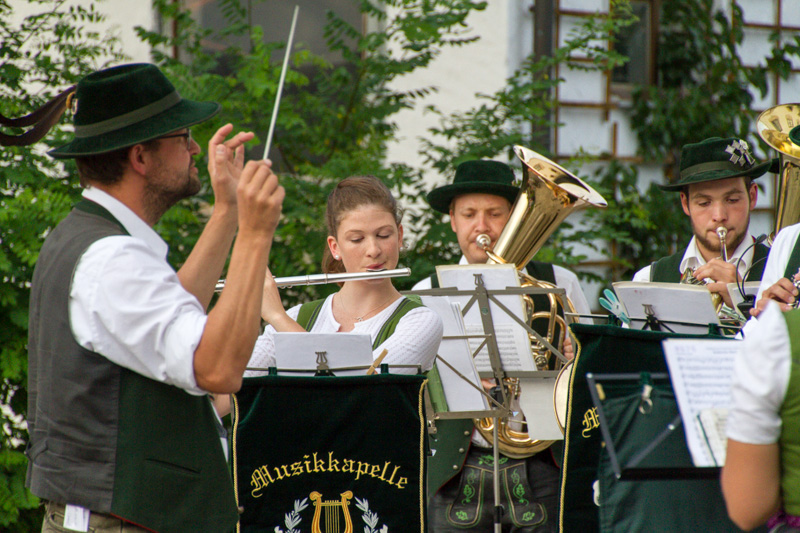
680 226 737 319
718 226 728 262
214 268 411 292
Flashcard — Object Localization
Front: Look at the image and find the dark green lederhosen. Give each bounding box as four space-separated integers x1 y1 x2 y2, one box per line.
426 261 562 532
649 241 769 282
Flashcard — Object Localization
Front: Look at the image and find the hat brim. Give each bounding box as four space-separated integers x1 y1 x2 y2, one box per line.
48 99 220 158
427 181 519 213
658 159 773 191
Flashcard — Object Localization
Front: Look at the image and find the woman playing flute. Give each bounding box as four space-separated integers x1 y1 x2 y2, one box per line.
246 175 443 377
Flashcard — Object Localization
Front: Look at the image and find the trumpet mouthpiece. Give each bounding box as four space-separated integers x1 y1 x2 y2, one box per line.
716 226 727 239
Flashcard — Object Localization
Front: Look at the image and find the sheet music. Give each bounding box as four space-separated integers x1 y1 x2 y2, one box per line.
519 377 564 440
613 282 720 335
436 264 535 372
697 408 729 466
662 338 740 467
419 296 487 412
274 332 373 376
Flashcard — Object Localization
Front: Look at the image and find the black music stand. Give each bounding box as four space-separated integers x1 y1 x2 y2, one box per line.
612 281 740 335
407 270 570 533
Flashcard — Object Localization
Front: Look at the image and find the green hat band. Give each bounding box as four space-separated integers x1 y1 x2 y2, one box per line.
75 91 180 138
679 159 753 179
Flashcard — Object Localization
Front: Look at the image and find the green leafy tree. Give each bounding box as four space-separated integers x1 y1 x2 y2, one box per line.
417 0 635 278
137 0 488 295
0 1 125 529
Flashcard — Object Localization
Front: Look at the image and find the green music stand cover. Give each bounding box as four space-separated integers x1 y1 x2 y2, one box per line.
558 324 752 533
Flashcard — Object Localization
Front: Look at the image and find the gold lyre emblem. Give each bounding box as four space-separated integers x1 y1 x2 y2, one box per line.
582 407 600 438
310 491 353 533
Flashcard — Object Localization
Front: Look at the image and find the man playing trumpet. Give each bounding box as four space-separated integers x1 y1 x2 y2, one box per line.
633 137 772 308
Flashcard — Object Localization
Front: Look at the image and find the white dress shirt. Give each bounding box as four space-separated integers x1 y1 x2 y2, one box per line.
727 302 790 445
69 188 208 395
411 255 592 319
632 234 757 283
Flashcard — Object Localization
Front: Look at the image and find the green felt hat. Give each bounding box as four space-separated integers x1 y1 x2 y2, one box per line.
48 63 220 158
659 136 772 191
427 160 519 214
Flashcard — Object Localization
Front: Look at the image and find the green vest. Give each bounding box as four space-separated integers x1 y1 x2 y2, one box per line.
650 241 770 283
781 309 800 515
27 200 238 532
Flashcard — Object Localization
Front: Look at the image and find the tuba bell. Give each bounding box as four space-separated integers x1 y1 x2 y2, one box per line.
757 104 800 243
474 145 607 458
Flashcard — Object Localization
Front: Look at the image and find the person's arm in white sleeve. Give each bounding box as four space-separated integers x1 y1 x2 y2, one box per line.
375 306 443 374
722 302 790 530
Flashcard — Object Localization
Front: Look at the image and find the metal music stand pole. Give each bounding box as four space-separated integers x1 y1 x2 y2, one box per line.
472 273 506 533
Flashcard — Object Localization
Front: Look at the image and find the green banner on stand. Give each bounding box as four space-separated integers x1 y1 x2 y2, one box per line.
231 374 427 533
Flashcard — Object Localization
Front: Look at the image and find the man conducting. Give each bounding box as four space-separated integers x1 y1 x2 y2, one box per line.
25 63 284 532
415 159 590 532
633 137 771 309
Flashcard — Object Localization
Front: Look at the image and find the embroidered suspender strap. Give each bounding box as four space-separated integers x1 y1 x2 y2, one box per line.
296 299 325 330
372 297 424 350
295 297 422 350
784 238 800 281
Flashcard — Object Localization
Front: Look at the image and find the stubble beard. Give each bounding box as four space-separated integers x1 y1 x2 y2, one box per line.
143 163 201 223
693 220 749 258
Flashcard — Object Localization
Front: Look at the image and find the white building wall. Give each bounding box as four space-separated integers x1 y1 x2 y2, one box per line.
12 0 155 65
383 2 523 186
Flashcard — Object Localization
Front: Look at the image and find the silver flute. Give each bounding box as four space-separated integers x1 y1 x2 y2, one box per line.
214 267 411 292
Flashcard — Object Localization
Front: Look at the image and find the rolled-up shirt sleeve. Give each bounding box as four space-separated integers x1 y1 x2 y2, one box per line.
70 235 208 395
727 302 791 444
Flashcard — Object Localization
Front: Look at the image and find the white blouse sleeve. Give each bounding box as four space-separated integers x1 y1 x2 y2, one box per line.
727 302 792 444
376 305 443 375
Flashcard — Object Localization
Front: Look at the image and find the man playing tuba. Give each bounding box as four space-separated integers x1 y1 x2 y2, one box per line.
414 159 591 533
632 137 772 310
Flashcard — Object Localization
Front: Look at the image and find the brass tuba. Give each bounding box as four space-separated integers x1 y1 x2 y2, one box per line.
757 104 800 243
474 145 607 458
